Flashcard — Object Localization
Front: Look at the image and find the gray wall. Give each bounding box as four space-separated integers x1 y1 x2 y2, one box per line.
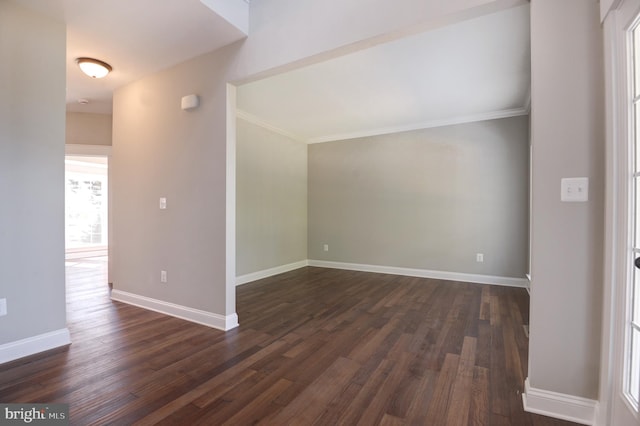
112 45 238 315
0 2 67 344
66 112 113 146
236 119 307 276
308 116 529 278
529 0 604 399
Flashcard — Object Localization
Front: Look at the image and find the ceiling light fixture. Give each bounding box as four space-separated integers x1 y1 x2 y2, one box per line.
76 57 112 79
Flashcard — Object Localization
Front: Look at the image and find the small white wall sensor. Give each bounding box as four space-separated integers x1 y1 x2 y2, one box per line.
181 94 200 111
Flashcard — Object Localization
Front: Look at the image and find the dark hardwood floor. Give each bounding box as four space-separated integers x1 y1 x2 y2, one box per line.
0 258 577 425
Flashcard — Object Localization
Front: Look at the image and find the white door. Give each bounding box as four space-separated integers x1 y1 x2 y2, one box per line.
608 1 640 424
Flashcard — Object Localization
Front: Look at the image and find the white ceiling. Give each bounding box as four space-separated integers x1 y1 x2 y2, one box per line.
237 4 531 144
11 0 529 136
13 0 248 114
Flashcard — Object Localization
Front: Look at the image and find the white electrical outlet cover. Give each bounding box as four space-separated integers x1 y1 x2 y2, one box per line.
561 177 588 202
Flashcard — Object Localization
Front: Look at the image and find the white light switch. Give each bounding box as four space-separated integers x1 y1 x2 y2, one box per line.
561 177 588 202
0 298 6 316
159 197 167 210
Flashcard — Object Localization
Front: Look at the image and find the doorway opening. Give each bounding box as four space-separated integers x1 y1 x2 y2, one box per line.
65 155 109 260
64 152 110 310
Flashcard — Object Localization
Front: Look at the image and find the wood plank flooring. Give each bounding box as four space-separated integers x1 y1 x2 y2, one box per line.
0 259 578 425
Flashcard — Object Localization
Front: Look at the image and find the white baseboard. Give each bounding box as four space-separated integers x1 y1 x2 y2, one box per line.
0 328 71 365
522 378 598 425
236 260 309 286
307 260 528 288
111 290 238 331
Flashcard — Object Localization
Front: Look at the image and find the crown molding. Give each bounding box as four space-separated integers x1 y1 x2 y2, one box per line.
307 107 530 144
524 89 531 114
236 109 305 143
237 106 530 145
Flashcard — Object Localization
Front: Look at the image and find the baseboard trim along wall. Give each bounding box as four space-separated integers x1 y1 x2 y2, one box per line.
522 378 598 425
111 290 239 331
0 328 71 365
236 260 309 286
307 260 529 288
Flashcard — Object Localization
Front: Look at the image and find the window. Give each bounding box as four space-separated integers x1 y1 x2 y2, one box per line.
65 156 108 251
627 20 640 410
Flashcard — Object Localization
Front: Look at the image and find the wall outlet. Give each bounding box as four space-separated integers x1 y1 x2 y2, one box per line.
0 298 6 316
561 177 588 202
159 197 167 210
160 270 167 283
476 253 484 263
323 244 329 252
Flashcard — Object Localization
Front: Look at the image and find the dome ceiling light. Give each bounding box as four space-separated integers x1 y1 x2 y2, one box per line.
76 57 112 79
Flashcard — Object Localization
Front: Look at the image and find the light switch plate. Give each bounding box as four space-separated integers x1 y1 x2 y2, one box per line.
0 298 6 316
159 197 167 210
561 177 588 202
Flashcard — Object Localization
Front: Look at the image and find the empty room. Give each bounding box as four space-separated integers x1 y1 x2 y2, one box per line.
0 0 636 425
